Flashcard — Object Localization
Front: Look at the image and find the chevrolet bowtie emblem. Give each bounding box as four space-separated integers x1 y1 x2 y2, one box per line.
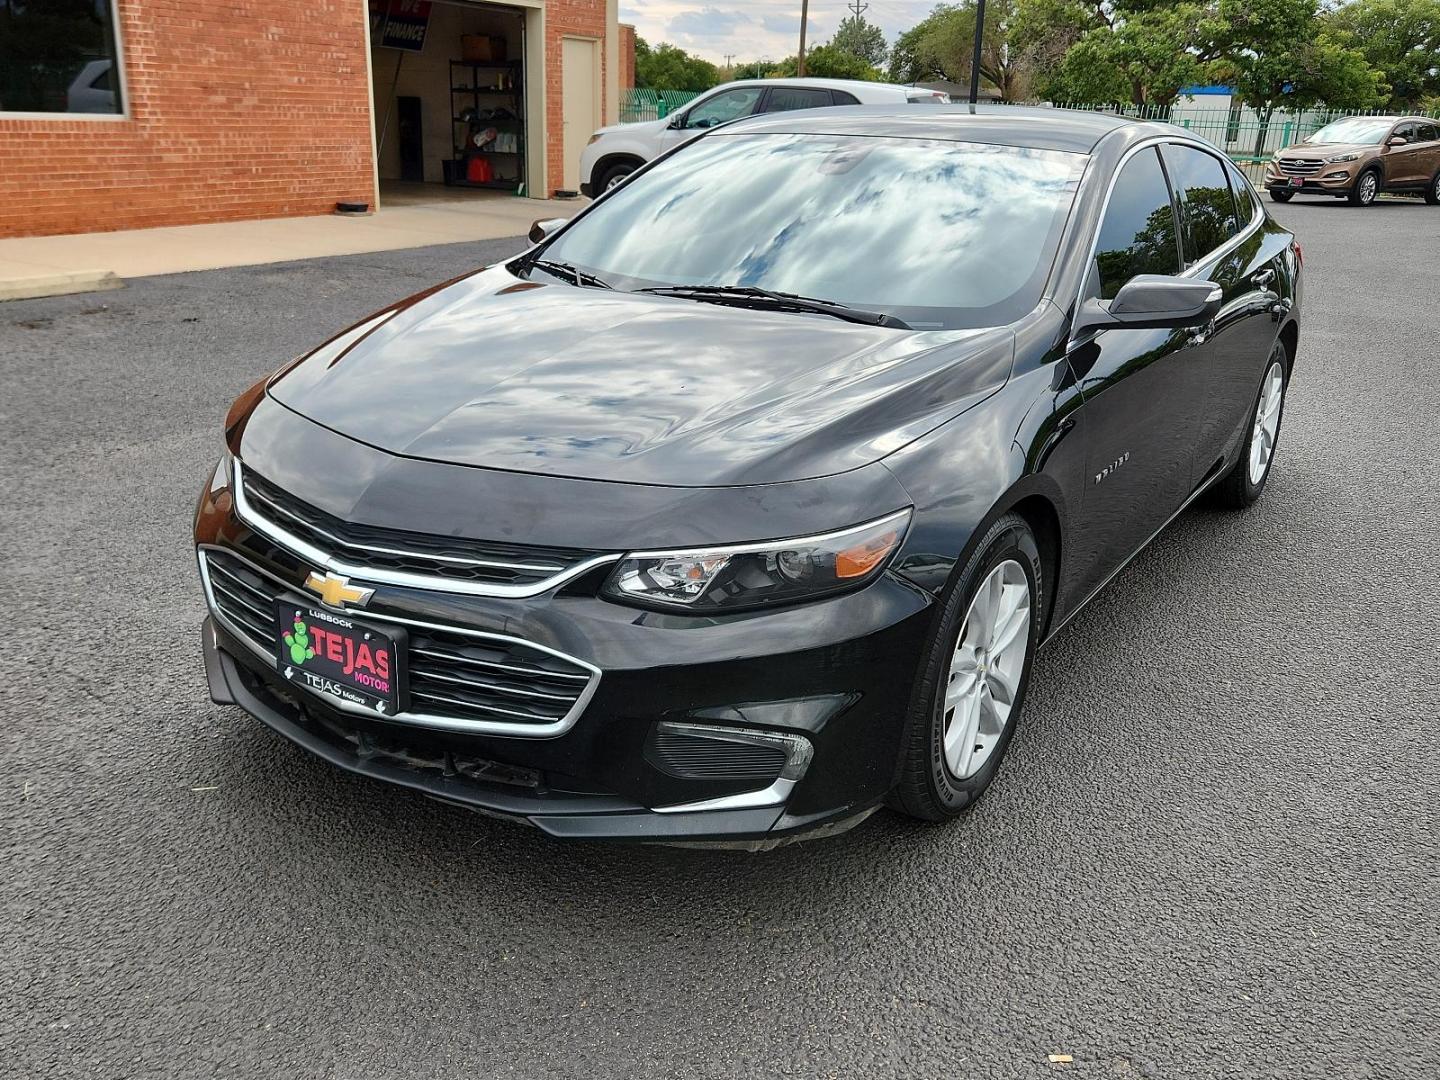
304 571 374 609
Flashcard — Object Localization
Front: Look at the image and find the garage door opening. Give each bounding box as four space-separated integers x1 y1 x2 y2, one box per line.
369 0 542 206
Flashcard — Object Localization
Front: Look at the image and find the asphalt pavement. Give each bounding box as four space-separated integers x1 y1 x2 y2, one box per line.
2 200 1437 1079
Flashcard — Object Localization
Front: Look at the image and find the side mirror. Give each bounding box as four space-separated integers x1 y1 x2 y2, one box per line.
667 113 687 130
1387 135 1408 147
1073 275 1223 336
528 217 566 244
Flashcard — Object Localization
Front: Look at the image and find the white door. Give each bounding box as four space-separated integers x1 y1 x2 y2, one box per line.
562 37 600 192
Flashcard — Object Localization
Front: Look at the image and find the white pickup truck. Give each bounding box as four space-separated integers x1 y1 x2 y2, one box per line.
578 77 950 196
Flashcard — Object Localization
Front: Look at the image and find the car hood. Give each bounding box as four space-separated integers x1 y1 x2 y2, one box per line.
267 264 1014 488
1280 141 1374 157
591 118 665 139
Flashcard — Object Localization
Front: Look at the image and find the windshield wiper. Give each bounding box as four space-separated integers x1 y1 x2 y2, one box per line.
636 284 909 329
526 258 612 289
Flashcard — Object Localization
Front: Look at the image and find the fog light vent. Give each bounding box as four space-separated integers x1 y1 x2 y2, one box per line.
647 724 795 781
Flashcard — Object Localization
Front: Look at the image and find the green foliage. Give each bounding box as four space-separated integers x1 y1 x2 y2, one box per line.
1205 0 1387 115
1326 0 1440 109
889 0 1026 99
634 37 721 92
729 59 780 80
830 14 890 67
768 44 883 80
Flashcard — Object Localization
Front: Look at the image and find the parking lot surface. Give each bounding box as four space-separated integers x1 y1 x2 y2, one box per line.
2 200 1437 1079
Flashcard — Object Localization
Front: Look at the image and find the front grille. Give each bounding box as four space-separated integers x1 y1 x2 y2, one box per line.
240 466 606 588
200 548 598 735
1277 158 1323 175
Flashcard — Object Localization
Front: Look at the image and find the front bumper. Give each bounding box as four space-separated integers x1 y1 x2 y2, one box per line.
197 480 933 844
1264 165 1359 195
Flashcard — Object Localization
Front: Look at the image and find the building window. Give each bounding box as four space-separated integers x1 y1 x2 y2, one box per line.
0 0 125 115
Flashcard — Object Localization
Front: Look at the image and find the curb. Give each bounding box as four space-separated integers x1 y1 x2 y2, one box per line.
0 269 125 302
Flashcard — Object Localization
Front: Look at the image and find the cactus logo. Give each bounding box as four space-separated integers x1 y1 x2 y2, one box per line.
283 617 317 665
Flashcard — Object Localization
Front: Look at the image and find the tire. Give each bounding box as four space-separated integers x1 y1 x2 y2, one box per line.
1269 189 1293 203
595 161 638 194
1425 171 1440 205
890 513 1043 822
1348 169 1380 206
1210 339 1289 509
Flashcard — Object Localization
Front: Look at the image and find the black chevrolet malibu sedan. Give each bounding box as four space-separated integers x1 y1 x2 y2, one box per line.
196 106 1301 846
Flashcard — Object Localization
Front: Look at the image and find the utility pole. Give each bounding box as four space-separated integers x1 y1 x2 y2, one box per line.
847 0 868 17
968 0 987 105
797 0 810 77
723 53 735 69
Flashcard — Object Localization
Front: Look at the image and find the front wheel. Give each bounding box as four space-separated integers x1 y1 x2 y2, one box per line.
1425 171 1440 205
595 161 637 193
1269 188 1293 203
1210 341 1288 509
890 513 1042 822
1348 170 1380 206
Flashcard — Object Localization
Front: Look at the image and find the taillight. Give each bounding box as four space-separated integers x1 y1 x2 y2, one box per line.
1293 241 1303 269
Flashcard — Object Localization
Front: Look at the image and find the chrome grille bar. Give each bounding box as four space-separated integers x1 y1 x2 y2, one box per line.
198 545 601 738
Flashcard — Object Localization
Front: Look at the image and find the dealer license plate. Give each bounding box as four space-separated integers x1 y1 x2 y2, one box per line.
1290 177 1304 187
273 598 406 715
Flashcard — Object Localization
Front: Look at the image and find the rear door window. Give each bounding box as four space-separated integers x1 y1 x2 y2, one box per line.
1094 147 1181 299
1161 144 1241 267
763 87 836 113
1224 158 1258 224
1417 123 1439 143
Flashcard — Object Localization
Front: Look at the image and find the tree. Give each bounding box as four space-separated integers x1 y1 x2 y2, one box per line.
775 44 883 80
730 59 781 80
889 0 1027 100
1326 0 1440 109
1202 0 1387 154
830 13 890 67
633 38 721 92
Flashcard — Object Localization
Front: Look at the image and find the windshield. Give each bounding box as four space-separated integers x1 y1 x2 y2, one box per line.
533 133 1086 329
1306 118 1393 145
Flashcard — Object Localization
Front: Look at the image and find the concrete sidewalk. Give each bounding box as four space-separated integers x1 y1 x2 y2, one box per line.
0 187 580 297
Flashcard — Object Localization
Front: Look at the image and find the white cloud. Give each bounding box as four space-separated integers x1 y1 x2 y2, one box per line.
621 0 935 65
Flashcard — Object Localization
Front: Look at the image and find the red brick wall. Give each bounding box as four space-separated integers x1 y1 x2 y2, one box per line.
543 0 608 196
0 0 376 239
619 23 635 91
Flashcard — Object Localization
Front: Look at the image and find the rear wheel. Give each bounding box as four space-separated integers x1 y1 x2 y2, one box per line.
1269 188 1293 203
1210 340 1289 509
1425 171 1440 205
1348 169 1380 206
891 514 1042 822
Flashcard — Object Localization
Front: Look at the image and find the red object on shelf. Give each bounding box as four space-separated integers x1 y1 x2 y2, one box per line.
466 156 494 183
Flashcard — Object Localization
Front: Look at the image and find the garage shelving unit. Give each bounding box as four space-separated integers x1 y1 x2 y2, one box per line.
446 59 526 192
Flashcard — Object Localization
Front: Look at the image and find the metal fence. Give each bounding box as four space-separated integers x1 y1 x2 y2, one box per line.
617 91 1437 180
620 88 702 123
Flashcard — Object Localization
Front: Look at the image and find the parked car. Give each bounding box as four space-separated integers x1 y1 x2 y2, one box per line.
196 106 1301 847
66 59 117 114
578 78 950 195
1265 115 1440 206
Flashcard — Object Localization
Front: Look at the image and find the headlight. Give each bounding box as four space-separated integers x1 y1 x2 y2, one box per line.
1326 153 1360 163
587 133 602 145
602 509 911 612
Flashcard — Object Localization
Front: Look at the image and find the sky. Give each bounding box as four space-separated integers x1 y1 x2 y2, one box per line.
618 0 939 65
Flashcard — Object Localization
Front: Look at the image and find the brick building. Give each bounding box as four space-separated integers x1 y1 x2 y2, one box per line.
0 0 620 239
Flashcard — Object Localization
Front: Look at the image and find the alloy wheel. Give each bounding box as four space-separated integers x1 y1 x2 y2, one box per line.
942 559 1031 780
1248 359 1285 485
1359 172 1378 204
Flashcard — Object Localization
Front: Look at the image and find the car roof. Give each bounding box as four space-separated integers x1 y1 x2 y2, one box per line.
724 77 907 91
717 104 1147 155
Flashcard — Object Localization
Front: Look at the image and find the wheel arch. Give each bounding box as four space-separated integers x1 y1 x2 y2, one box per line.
1278 318 1299 373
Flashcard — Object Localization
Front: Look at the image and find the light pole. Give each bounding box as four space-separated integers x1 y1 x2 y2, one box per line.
797 0 810 76
968 0 986 105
